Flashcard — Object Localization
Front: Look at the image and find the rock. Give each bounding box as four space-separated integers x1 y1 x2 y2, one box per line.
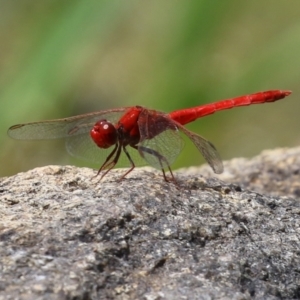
0 147 300 299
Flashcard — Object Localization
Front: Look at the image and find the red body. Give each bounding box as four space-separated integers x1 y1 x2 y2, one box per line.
169 90 290 125
8 90 292 182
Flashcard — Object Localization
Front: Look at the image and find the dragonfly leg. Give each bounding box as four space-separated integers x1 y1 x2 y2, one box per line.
96 144 118 176
136 145 177 183
161 166 177 184
97 143 122 181
118 145 136 181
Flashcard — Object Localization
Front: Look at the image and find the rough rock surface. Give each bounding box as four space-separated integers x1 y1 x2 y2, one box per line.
0 147 300 300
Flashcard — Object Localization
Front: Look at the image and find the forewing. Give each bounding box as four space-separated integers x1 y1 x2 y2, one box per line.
8 107 146 167
7 108 128 140
175 122 223 174
137 110 184 169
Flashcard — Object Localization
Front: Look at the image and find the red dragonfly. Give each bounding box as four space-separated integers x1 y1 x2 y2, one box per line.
8 90 291 182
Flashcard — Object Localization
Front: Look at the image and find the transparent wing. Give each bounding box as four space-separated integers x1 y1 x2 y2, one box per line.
137 110 184 170
7 107 145 167
136 109 223 173
175 121 223 174
138 128 184 170
7 108 128 140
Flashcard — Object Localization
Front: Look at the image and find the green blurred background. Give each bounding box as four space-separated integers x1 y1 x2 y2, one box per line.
1 1 300 177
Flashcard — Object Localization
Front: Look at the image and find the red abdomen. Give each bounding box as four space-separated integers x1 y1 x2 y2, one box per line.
169 90 291 125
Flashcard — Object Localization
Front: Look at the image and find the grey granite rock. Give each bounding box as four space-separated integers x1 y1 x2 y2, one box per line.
1 147 300 299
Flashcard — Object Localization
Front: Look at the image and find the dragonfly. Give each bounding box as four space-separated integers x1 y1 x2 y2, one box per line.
8 90 291 182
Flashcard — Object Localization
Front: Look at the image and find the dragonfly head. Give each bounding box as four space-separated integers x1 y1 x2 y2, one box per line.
90 120 118 149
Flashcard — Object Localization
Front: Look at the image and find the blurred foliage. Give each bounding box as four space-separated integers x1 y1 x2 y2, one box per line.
1 0 300 177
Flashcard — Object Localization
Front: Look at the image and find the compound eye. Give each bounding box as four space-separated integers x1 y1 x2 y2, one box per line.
90 120 118 149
